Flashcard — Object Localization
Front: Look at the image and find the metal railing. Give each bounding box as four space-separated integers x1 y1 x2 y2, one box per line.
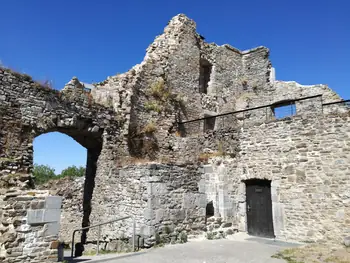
322 99 350 107
71 216 136 258
177 94 324 136
322 99 350 115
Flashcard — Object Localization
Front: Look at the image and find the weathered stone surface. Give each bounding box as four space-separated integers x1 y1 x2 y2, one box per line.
1 12 349 263
0 191 61 263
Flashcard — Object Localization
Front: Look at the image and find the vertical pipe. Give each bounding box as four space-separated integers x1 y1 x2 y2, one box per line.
97 225 101 255
71 230 76 258
243 112 245 127
132 217 136 252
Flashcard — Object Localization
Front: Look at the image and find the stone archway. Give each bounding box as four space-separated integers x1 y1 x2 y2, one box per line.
32 125 104 247
0 68 121 259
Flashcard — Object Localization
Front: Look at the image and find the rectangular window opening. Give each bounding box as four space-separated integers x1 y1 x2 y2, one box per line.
204 116 216 132
199 59 212 94
272 102 296 119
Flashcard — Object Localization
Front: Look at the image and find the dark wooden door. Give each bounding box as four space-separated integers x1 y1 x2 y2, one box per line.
246 180 274 238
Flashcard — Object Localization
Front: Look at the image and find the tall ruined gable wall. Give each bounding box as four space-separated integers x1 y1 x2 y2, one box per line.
90 15 274 162
91 14 342 163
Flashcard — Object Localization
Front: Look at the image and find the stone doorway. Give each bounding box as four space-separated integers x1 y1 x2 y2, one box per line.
245 179 274 238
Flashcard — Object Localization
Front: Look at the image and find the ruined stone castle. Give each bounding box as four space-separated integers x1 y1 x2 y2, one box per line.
1 14 349 262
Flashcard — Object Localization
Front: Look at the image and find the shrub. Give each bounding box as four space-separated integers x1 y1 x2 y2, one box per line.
145 79 186 114
155 233 162 245
164 226 171 234
142 121 157 134
22 74 33 82
179 232 188 243
144 101 162 113
57 166 85 179
32 164 86 185
217 141 225 155
148 79 168 101
206 232 215 240
32 164 56 185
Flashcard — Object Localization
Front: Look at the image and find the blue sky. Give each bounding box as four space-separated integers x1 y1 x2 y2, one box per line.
1 0 349 173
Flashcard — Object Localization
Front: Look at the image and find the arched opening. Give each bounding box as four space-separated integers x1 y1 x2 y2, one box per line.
33 132 87 183
32 127 104 255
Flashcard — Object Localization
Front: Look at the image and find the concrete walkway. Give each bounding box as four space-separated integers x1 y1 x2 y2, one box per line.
65 234 301 263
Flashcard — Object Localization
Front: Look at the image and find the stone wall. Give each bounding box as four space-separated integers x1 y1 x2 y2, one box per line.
0 67 122 260
90 164 205 247
88 14 342 164
0 190 62 263
0 68 121 184
90 14 275 161
38 177 84 244
195 112 350 244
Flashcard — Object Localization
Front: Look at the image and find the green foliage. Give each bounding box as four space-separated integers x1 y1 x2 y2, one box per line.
142 121 157 134
179 232 188 243
144 78 186 114
164 226 171 234
58 166 85 179
22 74 33 82
0 157 16 162
144 101 162 113
32 164 85 185
32 164 56 185
206 232 215 240
217 141 225 155
271 252 304 263
155 233 161 245
148 79 169 101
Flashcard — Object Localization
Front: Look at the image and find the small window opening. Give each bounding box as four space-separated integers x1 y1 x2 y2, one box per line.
272 101 296 119
206 201 214 217
204 116 216 132
199 59 212 94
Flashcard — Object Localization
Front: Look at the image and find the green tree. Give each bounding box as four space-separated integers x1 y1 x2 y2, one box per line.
58 166 85 178
32 164 56 185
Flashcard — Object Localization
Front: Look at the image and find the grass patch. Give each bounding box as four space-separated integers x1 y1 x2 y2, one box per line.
272 245 350 263
198 152 226 163
142 121 157 134
144 101 162 113
0 157 16 162
272 250 304 263
144 78 186 114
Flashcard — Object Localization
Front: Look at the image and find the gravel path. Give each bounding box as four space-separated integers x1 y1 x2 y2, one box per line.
67 234 300 263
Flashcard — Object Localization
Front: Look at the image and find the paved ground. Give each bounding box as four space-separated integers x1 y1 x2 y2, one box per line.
66 234 301 263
